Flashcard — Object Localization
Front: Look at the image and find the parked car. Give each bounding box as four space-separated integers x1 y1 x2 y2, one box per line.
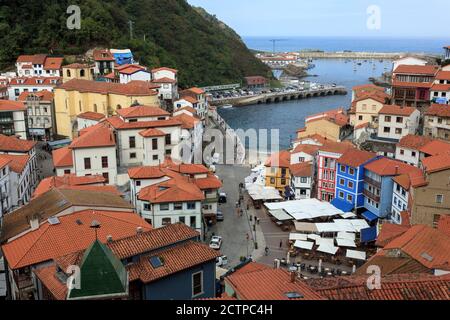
209 236 223 250
216 211 224 222
216 255 228 267
219 192 227 204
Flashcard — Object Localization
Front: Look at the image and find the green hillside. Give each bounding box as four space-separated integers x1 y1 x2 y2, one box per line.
0 0 271 87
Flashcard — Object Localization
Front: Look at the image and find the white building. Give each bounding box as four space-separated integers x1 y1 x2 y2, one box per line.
179 87 208 120
0 158 11 218
392 56 427 72
444 46 450 61
52 124 118 184
117 65 151 84
395 134 450 167
16 55 63 78
18 90 54 141
77 111 106 132
289 161 313 199
172 108 204 163
391 176 410 224
377 105 420 141
8 77 61 101
0 100 28 139
430 70 450 104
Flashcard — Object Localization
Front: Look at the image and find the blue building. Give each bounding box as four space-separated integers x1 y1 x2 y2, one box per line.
111 49 134 65
362 158 413 223
332 149 379 213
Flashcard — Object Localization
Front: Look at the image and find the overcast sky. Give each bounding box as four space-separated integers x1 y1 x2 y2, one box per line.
187 0 450 38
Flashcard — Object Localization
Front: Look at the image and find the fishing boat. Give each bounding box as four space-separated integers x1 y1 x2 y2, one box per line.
221 104 233 109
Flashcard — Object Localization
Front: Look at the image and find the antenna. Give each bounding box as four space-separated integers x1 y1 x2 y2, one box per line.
269 39 286 54
128 20 134 39
90 220 101 240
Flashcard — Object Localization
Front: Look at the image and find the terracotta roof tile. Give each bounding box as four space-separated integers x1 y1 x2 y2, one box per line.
69 124 115 149
93 49 115 61
435 70 450 81
33 265 67 300
52 147 73 168
0 154 29 173
376 223 410 247
292 144 320 155
116 105 169 119
9 77 61 86
437 215 450 238
265 150 291 168
289 161 312 177
337 149 376 168
364 157 417 176
0 134 36 152
194 174 223 190
77 111 105 121
172 113 200 130
44 57 64 70
151 77 177 84
379 104 417 116
58 79 158 97
397 134 433 150
139 128 166 137
392 80 434 89
0 100 26 112
151 67 178 74
32 174 107 198
18 90 54 102
393 65 439 75
2 210 151 269
127 166 168 179
419 140 450 156
422 153 450 173
105 116 181 130
425 104 450 118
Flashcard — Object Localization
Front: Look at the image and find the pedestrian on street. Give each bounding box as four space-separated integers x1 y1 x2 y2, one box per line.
265 246 269 256
279 240 283 249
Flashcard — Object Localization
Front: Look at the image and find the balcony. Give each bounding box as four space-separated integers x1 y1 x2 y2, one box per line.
364 176 381 188
363 189 380 203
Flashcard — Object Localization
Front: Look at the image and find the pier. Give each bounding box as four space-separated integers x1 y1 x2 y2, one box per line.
211 85 347 107
294 51 439 60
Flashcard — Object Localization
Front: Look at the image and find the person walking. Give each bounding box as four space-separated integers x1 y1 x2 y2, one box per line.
279 239 283 249
265 246 269 256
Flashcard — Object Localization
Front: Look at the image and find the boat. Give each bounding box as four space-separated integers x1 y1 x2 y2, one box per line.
221 104 233 109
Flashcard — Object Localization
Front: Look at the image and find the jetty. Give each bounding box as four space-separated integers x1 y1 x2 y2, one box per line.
211 85 347 107
294 51 439 60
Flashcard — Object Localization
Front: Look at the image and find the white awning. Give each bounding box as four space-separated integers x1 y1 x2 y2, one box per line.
315 238 334 246
248 184 283 201
337 232 356 241
340 212 357 219
294 222 318 233
315 222 354 233
346 250 367 261
269 209 294 221
317 244 339 255
336 238 357 248
307 234 321 241
289 233 308 241
265 198 343 221
294 240 314 250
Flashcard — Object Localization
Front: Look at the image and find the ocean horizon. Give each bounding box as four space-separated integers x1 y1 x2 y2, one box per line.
243 36 450 54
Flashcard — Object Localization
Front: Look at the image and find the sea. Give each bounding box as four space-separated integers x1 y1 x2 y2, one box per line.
217 37 450 150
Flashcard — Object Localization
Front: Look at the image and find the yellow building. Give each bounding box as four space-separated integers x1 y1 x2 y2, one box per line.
54 79 159 138
349 96 389 129
265 150 291 194
62 64 95 83
297 108 350 142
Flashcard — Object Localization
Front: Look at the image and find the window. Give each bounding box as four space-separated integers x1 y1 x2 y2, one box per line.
64 169 71 174
129 136 136 148
162 217 171 226
143 203 151 211
340 165 345 173
400 149 405 155
101 156 108 168
160 204 169 211
187 202 196 210
80 69 85 77
395 128 402 135
281 178 286 185
436 195 444 204
385 116 391 122
347 194 353 202
411 151 416 157
300 177 307 183
339 191 344 199
130 152 136 159
136 180 141 187
358 115 363 121
152 155 158 161
66 70 71 77
192 272 203 297
179 216 186 224
102 172 109 183
348 168 355 175
299 157 305 163
339 179 345 186
383 127 390 133
190 216 197 228
270 178 275 184
165 134 172 145
174 202 183 210
84 158 91 170
396 117 403 123
152 138 158 150
348 181 354 189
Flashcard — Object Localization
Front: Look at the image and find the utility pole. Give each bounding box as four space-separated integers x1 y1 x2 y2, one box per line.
128 20 134 39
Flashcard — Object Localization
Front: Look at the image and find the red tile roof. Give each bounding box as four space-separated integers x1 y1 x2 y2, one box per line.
177 106 197 115
2 210 152 270
44 57 64 70
397 134 433 150
77 111 105 121
194 174 223 190
93 49 115 61
18 90 54 102
139 128 166 138
117 105 169 119
393 65 439 75
226 267 325 300
179 96 199 104
425 104 450 118
0 134 36 153
383 225 450 270
419 139 450 156
435 70 450 81
172 113 200 130
265 150 291 168
306 273 450 300
128 241 220 284
421 152 450 173
105 116 182 130
337 149 376 168
117 64 148 75
128 166 168 179
305 108 349 127
354 122 370 130
69 124 115 149
431 83 450 91
379 104 417 116
392 80 434 89
437 215 450 238
318 139 355 155
151 67 178 74
52 147 73 168
32 174 107 198
33 265 67 300
0 156 11 170
364 157 418 176
166 162 210 175
289 161 312 177
376 223 410 247
0 100 26 112
58 79 158 96
0 154 29 173
151 77 177 84
138 174 205 204
9 77 61 86
292 144 320 155
183 87 205 95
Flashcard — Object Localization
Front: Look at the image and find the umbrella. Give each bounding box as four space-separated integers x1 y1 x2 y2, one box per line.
318 259 322 273
352 265 357 274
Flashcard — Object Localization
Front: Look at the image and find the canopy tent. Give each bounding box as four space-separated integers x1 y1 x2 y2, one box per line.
340 212 357 219
331 198 354 213
265 199 344 221
289 233 308 241
294 222 318 233
337 232 356 241
315 222 354 233
269 209 294 221
307 234 322 241
346 250 367 261
333 219 370 232
294 240 314 250
361 210 379 223
336 238 357 248
315 238 334 246
317 244 339 255
247 184 283 201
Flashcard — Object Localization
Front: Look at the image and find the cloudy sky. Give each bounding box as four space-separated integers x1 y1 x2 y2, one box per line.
188 0 450 38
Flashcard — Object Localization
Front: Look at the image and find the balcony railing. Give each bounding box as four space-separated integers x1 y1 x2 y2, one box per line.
363 189 380 203
364 176 381 188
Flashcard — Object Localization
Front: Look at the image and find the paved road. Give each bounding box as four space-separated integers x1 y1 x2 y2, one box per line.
35 142 55 181
208 165 252 267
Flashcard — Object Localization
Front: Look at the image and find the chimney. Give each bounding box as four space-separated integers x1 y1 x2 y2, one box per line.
290 271 296 283
136 226 143 235
106 235 113 243
395 165 399 175
29 214 40 231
